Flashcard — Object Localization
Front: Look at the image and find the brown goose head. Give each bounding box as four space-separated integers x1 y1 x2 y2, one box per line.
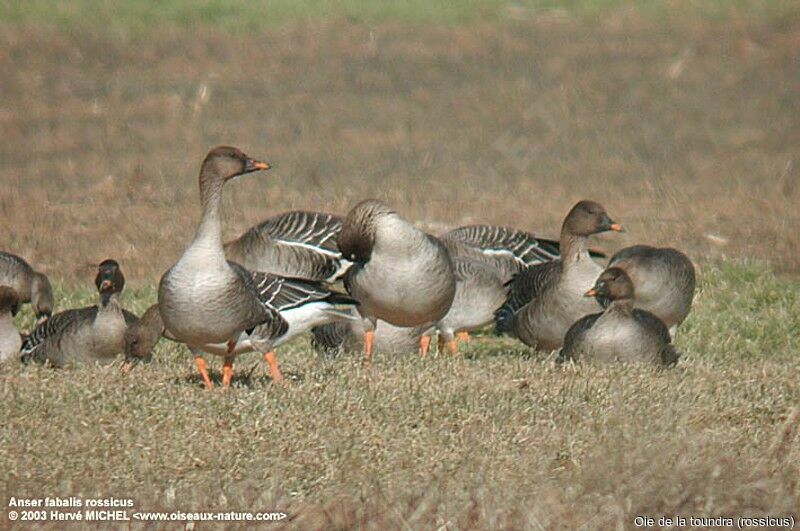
122 303 164 372
95 259 125 305
585 267 634 308
562 200 623 237
200 146 270 184
0 286 20 317
338 199 396 263
30 272 53 324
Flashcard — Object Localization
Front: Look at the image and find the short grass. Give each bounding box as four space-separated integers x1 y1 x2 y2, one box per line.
0 0 797 34
1 6 799 528
1 262 799 528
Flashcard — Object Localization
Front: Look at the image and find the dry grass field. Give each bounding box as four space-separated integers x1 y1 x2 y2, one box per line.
1 1 799 528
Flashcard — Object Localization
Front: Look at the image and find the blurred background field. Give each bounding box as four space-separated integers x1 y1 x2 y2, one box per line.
1 1 799 528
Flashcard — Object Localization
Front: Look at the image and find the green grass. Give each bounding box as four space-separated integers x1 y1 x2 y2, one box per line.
2 262 799 527
0 0 796 34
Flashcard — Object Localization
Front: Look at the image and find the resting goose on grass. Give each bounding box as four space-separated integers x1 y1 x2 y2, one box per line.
157 146 356 388
558 267 679 366
224 210 348 282
20 259 138 367
337 199 456 364
606 245 695 337
495 200 623 351
0 287 22 363
0 251 54 325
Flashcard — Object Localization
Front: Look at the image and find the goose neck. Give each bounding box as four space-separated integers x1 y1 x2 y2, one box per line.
559 227 588 264
194 172 225 248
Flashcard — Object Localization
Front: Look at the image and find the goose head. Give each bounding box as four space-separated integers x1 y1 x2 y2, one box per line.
30 272 53 325
0 286 20 317
200 146 270 185
122 304 163 372
585 267 634 308
338 199 396 262
562 200 623 237
95 259 125 304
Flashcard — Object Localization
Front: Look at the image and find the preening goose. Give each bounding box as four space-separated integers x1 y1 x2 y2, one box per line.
20 259 138 367
224 210 348 281
0 251 54 325
607 245 695 337
495 200 623 351
157 146 356 388
0 286 22 363
338 199 457 364
558 267 679 366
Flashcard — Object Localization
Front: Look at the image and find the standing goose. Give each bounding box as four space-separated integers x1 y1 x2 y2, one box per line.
0 287 22 363
157 146 355 388
0 251 54 325
495 200 623 351
558 267 679 366
20 260 138 367
223 210 348 281
606 245 695 337
125 278 356 376
338 199 457 363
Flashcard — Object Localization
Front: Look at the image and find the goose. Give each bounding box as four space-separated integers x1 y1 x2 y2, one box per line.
20 259 138 367
125 276 357 376
495 200 623 351
0 251 54 325
338 199 457 364
558 267 679 366
224 210 348 281
312 319 427 357
432 225 609 352
0 286 22 363
157 146 356 388
606 245 695 337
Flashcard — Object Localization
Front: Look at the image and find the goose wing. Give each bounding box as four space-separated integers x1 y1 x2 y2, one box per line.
263 211 343 253
21 306 98 356
444 225 561 266
249 270 355 312
494 260 562 334
226 211 347 281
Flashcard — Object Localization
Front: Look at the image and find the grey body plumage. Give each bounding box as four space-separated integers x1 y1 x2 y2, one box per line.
559 267 679 366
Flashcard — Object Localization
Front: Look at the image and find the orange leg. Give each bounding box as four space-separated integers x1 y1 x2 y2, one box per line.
457 331 470 342
194 357 213 390
364 330 375 367
222 357 234 388
419 335 431 357
226 340 237 355
448 339 459 355
264 351 283 383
